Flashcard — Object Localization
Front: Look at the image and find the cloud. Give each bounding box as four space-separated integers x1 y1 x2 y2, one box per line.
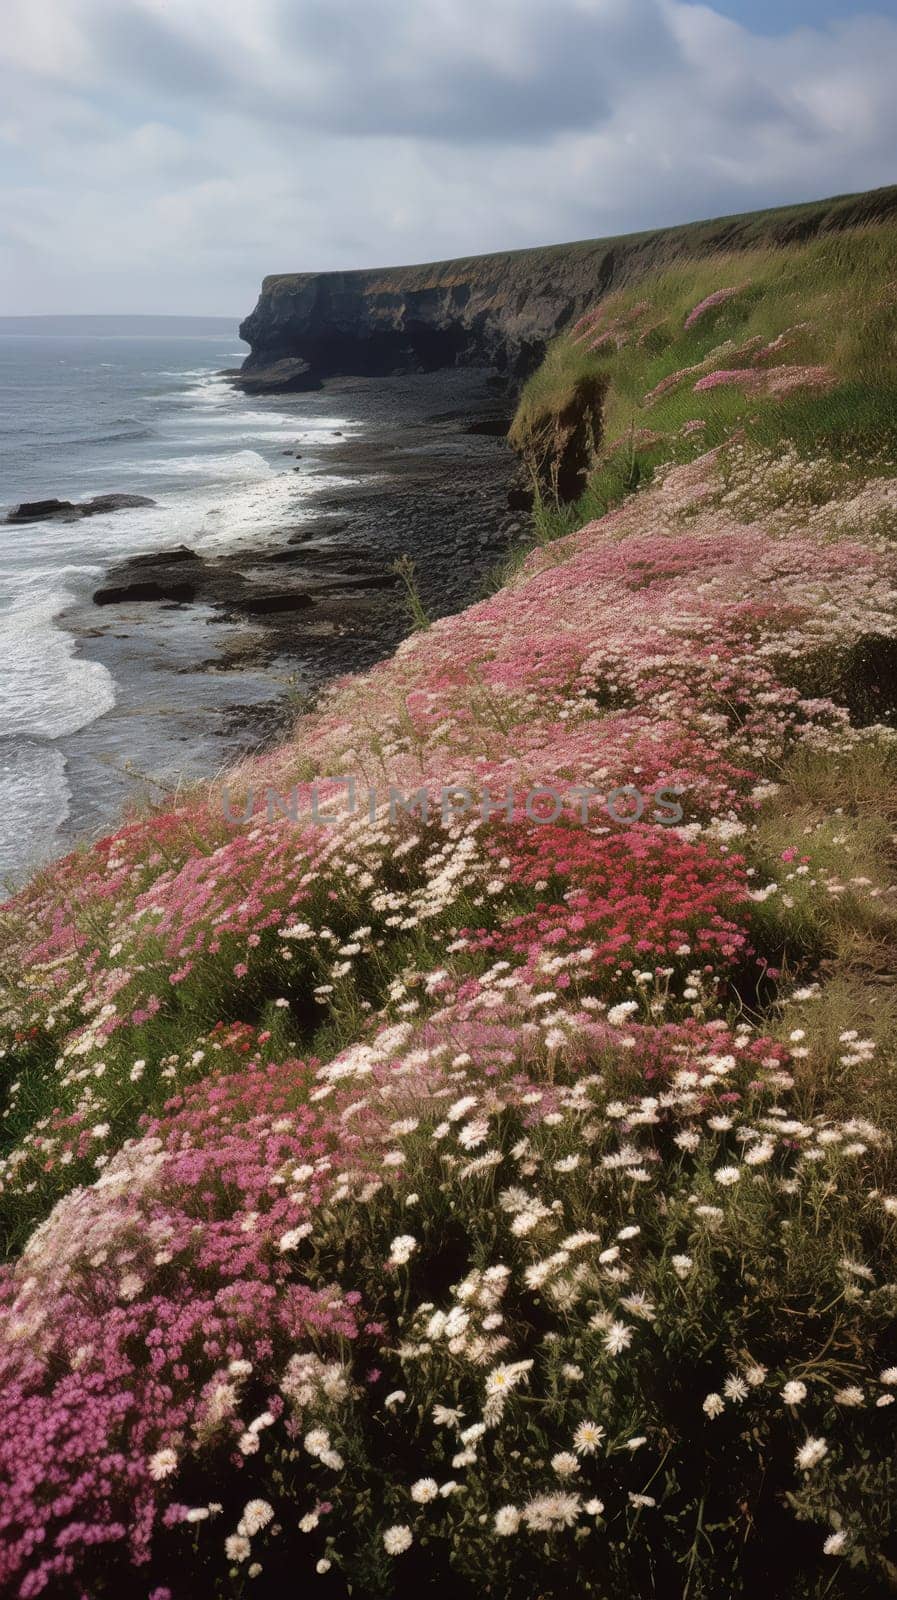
0 0 894 313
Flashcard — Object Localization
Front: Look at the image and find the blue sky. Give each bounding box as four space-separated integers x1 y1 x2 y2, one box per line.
706 0 896 26
1 0 895 315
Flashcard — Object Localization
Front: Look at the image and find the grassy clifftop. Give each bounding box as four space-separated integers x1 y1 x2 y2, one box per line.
3 209 897 1598
510 218 897 528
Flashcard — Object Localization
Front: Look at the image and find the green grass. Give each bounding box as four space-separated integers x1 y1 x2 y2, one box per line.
511 223 897 542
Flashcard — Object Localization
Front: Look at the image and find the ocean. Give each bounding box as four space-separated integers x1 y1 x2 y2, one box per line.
0 320 359 883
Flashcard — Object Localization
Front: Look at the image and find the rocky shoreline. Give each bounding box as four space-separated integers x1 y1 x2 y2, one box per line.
52 371 525 843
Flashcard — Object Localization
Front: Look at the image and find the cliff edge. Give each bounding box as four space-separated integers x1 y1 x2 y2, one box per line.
238 183 897 391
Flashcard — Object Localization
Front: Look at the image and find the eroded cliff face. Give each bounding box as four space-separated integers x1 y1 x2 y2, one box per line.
238 184 897 391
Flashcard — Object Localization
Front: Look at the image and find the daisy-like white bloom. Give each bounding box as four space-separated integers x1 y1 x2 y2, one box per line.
551 1451 580 1478
410 1478 439 1503
225 1535 251 1562
744 1363 767 1387
388 1234 418 1264
781 1380 808 1406
880 1367 897 1386
494 1505 520 1535
723 1375 749 1403
240 1500 274 1535
620 1292 656 1321
603 1320 633 1355
585 1498 605 1516
702 1393 725 1419
607 1001 639 1027
384 1390 406 1410
303 1428 331 1458
796 1437 828 1471
823 1531 848 1555
522 1492 582 1531
316 1559 332 1574
671 1254 693 1279
278 1223 313 1252
573 1421 605 1456
628 1493 656 1508
299 1513 319 1533
553 1154 580 1173
713 1165 740 1186
382 1525 413 1555
148 1448 178 1481
833 1386 864 1407
432 1403 464 1428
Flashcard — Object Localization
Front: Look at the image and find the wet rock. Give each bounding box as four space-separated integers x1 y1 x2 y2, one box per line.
6 498 81 523
6 493 156 525
227 357 320 394
239 592 315 615
81 494 156 516
95 579 197 606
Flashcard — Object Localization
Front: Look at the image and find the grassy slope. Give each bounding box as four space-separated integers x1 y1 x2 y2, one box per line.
510 222 897 543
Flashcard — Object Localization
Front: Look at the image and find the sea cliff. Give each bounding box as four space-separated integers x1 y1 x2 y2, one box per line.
238 183 897 389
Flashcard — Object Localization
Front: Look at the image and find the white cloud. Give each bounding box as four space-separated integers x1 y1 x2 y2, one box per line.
0 0 894 313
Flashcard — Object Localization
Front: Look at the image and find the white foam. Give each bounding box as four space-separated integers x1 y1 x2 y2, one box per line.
0 587 116 741
0 740 71 882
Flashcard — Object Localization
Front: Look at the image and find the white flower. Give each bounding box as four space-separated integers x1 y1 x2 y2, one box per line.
796 1437 828 1471
584 1498 605 1516
522 1492 582 1530
225 1534 251 1562
713 1165 740 1186
433 1404 464 1427
551 1451 580 1478
384 1390 407 1411
383 1525 413 1555
494 1505 520 1536
603 1321 633 1355
389 1234 418 1265
671 1254 693 1279
148 1448 178 1481
833 1386 864 1408
823 1531 848 1555
553 1154 580 1173
723 1375 749 1404
411 1478 439 1503
316 1558 332 1574
703 1393 725 1419
781 1380 807 1406
240 1500 274 1535
607 1001 639 1026
304 1428 331 1458
573 1421 605 1456
880 1367 897 1386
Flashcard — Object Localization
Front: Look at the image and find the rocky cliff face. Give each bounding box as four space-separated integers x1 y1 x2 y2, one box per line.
238 184 897 391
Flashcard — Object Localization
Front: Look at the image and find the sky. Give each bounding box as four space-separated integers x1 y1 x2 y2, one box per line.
1 0 896 318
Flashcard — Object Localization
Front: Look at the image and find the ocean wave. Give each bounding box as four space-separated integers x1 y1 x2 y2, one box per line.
0 739 70 881
0 589 116 742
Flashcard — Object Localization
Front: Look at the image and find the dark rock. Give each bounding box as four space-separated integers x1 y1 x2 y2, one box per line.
6 498 80 523
507 486 534 512
239 593 315 615
81 493 156 516
228 357 321 394
125 545 199 567
95 580 197 606
6 493 156 525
